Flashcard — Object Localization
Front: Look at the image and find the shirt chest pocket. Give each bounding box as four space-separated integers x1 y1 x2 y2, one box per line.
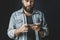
33 15 42 23
16 18 23 24
14 18 24 28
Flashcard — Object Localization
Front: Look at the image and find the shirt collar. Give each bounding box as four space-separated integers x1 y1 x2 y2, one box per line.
20 8 24 13
19 7 36 14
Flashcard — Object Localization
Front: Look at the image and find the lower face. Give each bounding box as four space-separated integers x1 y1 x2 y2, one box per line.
23 5 34 13
22 0 34 13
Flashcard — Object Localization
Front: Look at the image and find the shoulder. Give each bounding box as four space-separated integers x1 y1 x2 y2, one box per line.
33 9 44 14
33 9 44 15
11 8 23 17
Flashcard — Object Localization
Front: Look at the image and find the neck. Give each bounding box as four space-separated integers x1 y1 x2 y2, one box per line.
24 9 32 16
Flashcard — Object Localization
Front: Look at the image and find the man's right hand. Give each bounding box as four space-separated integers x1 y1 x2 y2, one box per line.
14 24 29 37
19 24 29 33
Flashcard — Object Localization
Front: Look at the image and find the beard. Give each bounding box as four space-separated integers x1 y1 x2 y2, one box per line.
23 5 34 13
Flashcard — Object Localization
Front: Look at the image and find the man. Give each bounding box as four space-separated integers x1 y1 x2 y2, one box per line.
7 0 48 40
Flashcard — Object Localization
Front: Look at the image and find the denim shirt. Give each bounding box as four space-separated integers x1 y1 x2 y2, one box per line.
7 8 48 40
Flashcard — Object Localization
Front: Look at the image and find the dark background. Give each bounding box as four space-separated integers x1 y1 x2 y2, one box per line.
0 0 60 40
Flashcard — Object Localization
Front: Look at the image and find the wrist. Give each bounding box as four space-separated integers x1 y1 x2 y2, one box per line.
38 28 42 32
14 28 22 37
38 29 45 38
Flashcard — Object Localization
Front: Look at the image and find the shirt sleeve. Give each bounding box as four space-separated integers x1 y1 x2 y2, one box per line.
7 13 16 39
39 12 49 38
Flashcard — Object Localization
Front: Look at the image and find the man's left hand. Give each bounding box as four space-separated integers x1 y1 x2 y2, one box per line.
31 23 41 32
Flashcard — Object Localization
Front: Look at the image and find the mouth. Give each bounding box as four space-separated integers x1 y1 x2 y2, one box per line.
27 7 31 10
23 5 33 13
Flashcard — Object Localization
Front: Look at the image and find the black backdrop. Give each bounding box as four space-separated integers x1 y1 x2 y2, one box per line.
0 0 60 40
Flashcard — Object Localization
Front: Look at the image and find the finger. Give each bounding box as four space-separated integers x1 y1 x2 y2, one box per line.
35 26 38 27
24 29 28 32
32 26 37 30
24 24 29 27
25 27 28 31
35 23 41 25
24 30 28 32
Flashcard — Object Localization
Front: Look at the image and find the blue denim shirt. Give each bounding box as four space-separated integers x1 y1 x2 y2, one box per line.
7 8 48 40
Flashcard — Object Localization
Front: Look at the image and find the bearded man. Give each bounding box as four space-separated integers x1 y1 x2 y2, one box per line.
7 0 48 40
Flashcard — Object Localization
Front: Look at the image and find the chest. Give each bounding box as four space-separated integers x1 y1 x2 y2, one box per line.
14 14 42 28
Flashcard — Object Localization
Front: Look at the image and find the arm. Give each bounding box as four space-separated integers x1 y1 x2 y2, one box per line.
7 14 16 39
7 14 29 39
7 14 22 39
38 12 48 38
